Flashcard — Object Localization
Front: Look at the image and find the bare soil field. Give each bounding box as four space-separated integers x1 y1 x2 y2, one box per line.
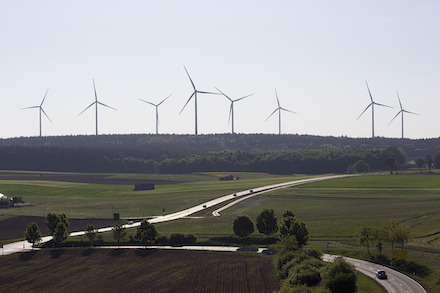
0 215 116 241
0 248 279 293
0 171 180 185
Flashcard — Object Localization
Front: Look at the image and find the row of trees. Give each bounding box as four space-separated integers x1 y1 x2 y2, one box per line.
24 213 71 247
415 153 438 173
232 209 310 248
359 223 412 255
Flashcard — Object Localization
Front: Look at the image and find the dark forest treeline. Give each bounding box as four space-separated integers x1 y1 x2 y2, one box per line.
0 145 410 175
0 133 439 160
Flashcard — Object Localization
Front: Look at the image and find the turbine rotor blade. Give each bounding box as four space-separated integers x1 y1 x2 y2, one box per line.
275 88 280 107
139 99 157 107
388 111 402 125
41 88 49 106
280 107 297 114
356 103 372 120
21 106 40 110
402 109 420 116
157 93 172 106
183 66 196 91
93 79 98 102
396 91 403 110
215 87 232 101
374 102 393 109
179 92 195 115
41 108 52 123
197 90 220 95
234 93 254 102
97 101 117 111
365 80 374 102
78 102 96 116
265 108 279 122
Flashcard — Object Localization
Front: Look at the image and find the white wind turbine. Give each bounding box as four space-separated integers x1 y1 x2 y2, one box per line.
179 66 219 136
79 79 117 136
21 88 52 137
139 94 172 134
215 88 253 134
265 89 296 135
357 81 393 138
389 91 419 139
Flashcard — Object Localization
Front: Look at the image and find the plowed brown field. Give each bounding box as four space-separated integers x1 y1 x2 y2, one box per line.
0 248 279 293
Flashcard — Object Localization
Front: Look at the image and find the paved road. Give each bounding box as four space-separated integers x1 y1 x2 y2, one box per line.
323 254 427 293
3 174 352 255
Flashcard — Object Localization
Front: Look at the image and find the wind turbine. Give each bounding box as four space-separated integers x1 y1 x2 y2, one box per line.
356 81 393 138
139 94 172 134
215 88 253 134
389 91 419 139
179 66 219 136
265 88 296 135
21 88 52 137
79 79 117 136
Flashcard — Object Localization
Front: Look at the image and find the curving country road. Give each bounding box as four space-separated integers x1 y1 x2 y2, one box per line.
3 174 352 255
323 254 427 293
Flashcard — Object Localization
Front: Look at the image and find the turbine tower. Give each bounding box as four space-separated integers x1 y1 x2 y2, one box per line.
215 88 253 134
389 91 419 139
357 81 392 138
179 66 219 136
265 88 296 135
21 88 52 137
139 94 172 134
79 79 117 136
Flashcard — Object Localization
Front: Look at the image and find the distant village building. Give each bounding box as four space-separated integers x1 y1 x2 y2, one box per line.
133 183 155 191
0 193 13 208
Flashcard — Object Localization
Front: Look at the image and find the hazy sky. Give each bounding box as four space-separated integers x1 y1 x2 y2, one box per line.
1 1 439 139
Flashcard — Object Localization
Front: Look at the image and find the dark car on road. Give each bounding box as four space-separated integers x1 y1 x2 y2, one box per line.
376 270 387 279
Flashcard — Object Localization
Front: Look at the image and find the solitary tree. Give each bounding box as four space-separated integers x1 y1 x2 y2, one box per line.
434 152 440 170
384 157 399 174
353 160 369 173
359 225 372 255
45 213 59 235
278 215 309 247
53 222 69 246
326 259 357 293
233 215 255 238
46 213 70 236
425 154 434 173
135 220 158 245
371 227 387 255
415 158 425 173
256 208 278 237
389 224 412 250
112 221 127 246
25 222 42 248
84 224 97 246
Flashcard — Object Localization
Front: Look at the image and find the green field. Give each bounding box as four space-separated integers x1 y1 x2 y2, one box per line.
1 171 440 291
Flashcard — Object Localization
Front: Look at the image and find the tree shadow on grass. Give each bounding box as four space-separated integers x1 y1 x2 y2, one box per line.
134 248 158 258
19 250 38 261
110 249 126 257
81 248 96 257
50 249 65 259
